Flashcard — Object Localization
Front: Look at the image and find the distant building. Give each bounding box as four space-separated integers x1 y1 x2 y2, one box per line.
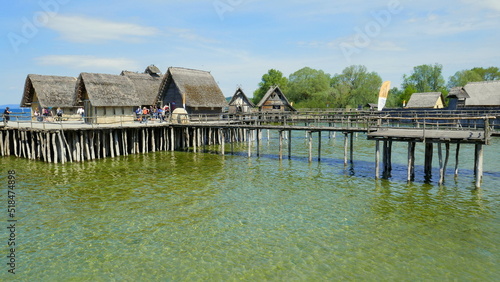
447 87 470 109
20 74 78 118
228 87 255 114
256 86 296 112
157 67 228 115
447 81 500 110
406 92 445 109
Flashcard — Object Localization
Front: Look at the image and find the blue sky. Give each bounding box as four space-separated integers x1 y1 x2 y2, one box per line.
1 0 499 105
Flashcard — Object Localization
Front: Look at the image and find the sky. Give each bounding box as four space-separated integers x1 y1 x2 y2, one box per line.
1 0 499 105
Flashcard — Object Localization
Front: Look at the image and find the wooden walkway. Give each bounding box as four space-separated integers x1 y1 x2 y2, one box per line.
1 113 496 188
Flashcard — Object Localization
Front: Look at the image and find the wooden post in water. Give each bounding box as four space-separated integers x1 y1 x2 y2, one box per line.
343 132 348 166
318 131 322 162
407 142 416 182
375 140 380 179
256 129 260 157
350 132 354 164
288 130 292 160
247 130 251 158
424 142 433 181
455 143 460 177
382 140 388 178
279 130 283 160
475 143 484 188
308 131 313 163
220 128 225 155
438 143 444 185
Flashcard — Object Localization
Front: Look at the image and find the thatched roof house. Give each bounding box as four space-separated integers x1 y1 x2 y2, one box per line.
157 67 228 114
20 74 77 116
75 73 141 123
228 87 255 114
447 87 470 109
120 66 162 106
462 81 500 107
406 92 445 109
256 86 296 112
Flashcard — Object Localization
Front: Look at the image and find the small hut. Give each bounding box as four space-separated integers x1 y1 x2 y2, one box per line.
121 65 162 107
447 87 470 110
228 87 255 114
20 74 77 119
75 73 140 124
406 92 445 109
157 67 228 115
256 86 296 112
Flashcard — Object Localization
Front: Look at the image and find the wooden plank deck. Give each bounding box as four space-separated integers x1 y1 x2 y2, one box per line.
367 128 488 144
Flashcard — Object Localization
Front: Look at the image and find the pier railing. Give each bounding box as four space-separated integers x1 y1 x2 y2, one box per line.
2 111 499 136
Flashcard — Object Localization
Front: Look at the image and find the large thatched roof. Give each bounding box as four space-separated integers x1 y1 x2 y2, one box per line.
256 86 296 111
463 81 500 106
158 67 227 108
75 73 141 107
228 87 255 107
121 71 162 106
406 92 444 108
20 74 77 108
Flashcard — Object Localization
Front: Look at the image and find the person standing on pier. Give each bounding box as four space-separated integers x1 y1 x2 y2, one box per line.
77 107 85 121
3 107 12 125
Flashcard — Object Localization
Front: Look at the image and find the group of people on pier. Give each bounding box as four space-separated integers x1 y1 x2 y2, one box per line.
33 107 65 122
135 105 170 123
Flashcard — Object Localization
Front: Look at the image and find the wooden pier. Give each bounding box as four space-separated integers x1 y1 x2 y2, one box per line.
1 112 496 188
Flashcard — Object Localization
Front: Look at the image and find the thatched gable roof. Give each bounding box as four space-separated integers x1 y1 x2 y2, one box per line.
75 73 140 107
406 92 444 108
121 71 162 106
256 86 296 111
228 87 255 107
463 81 500 106
158 67 227 108
20 74 77 108
447 87 470 99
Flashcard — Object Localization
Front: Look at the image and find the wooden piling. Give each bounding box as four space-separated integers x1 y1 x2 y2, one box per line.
407 142 416 182
475 144 484 188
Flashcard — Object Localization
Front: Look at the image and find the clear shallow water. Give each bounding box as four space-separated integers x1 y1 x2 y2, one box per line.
1 132 499 280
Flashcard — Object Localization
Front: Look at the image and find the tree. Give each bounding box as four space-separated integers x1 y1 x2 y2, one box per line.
253 69 288 104
330 65 382 108
287 67 331 103
402 63 446 92
471 67 500 81
385 87 403 108
448 70 483 88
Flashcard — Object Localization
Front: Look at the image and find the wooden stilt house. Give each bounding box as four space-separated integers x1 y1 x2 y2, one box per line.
20 74 77 119
156 67 228 114
256 86 296 112
75 73 141 124
462 81 500 107
228 87 255 114
121 65 163 107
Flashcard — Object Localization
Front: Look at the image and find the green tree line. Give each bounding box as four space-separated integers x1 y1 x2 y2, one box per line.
252 64 500 109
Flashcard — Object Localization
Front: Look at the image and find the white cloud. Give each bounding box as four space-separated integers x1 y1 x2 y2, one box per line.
167 28 220 44
462 0 500 12
45 14 159 43
35 55 140 71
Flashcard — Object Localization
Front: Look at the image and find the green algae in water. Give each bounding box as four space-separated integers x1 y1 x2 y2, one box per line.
1 136 499 280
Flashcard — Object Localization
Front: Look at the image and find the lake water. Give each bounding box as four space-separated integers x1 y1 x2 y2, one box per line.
1 132 499 280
